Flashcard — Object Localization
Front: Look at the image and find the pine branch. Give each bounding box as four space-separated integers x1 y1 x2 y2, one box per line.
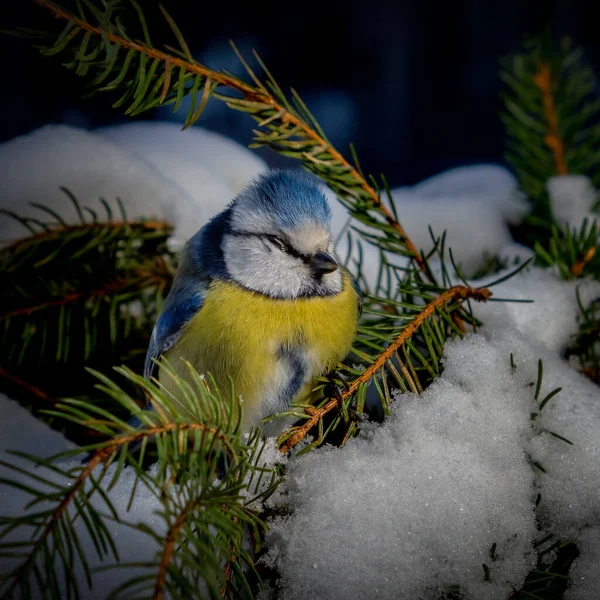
0 366 56 405
566 292 600 384
0 361 279 599
278 284 492 453
19 0 431 278
533 63 568 176
534 218 600 280
0 195 174 374
501 35 600 217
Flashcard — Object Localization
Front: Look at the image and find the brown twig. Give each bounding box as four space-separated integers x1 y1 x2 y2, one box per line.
533 63 568 175
153 499 197 600
0 366 56 404
32 0 429 277
0 269 169 320
220 516 240 599
279 285 492 453
2 421 231 598
570 246 597 277
0 218 172 256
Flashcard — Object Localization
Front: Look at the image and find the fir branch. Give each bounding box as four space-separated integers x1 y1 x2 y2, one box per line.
533 62 568 176
501 36 600 215
0 362 278 599
0 366 55 405
279 284 492 453
21 0 431 277
0 196 174 372
534 218 600 280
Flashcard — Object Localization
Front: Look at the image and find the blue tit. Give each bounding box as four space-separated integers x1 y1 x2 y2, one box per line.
145 169 362 431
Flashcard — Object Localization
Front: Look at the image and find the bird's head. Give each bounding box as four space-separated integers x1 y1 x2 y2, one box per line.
222 170 341 298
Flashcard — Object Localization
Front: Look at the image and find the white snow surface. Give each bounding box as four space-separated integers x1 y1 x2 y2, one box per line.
0 123 266 246
547 174 599 227
98 121 267 196
328 164 529 289
1 124 599 598
264 269 600 599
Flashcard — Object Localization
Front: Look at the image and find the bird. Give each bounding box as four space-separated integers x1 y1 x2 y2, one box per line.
144 169 362 432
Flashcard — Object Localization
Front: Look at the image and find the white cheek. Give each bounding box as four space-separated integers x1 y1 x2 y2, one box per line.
223 236 308 297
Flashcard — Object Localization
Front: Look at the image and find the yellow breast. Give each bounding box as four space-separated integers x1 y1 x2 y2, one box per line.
162 269 359 426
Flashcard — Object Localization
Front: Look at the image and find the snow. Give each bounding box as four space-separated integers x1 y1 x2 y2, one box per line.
98 121 267 198
0 123 266 247
547 175 599 227
1 124 600 598
565 527 600 600
329 164 529 289
264 270 600 599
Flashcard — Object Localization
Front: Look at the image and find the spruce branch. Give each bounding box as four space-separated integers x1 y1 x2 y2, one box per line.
533 62 568 176
502 36 600 216
20 0 431 278
534 218 600 280
0 361 279 599
0 194 174 375
278 284 492 453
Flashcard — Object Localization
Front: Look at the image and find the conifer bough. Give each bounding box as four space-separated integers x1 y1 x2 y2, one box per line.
29 0 431 276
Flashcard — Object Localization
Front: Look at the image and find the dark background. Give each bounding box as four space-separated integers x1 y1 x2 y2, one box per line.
2 0 599 186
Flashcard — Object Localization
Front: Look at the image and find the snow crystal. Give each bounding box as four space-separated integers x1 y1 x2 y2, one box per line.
547 175 599 227
264 334 539 600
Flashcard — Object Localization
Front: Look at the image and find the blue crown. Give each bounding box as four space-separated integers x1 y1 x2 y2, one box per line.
236 170 332 230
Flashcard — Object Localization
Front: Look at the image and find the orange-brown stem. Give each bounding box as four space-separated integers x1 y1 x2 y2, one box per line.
533 63 568 175
2 421 230 597
0 366 55 404
279 285 492 453
32 0 429 278
153 500 196 600
0 218 171 255
570 246 596 277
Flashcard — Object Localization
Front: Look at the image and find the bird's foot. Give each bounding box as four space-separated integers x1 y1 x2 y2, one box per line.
324 370 350 414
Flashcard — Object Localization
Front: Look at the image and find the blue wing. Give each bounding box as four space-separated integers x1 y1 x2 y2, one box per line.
144 276 207 380
350 271 363 317
144 208 233 380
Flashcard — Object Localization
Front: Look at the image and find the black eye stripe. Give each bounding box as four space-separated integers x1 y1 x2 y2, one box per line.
229 231 311 263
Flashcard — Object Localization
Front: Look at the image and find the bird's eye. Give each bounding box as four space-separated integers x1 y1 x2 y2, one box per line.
269 236 288 252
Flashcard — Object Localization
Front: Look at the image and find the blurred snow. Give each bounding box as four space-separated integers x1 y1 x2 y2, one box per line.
0 123 266 247
328 164 529 288
99 121 267 197
0 125 183 244
0 393 72 463
547 175 599 227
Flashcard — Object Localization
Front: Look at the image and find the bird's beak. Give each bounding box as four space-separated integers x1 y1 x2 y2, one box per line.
311 251 339 276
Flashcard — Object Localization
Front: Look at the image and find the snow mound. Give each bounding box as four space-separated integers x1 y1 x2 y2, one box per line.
473 267 600 353
327 164 528 288
98 121 267 196
264 333 539 600
547 175 599 227
0 125 191 243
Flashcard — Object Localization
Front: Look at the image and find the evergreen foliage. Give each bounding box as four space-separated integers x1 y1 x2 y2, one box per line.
0 2 598 599
501 35 600 221
0 361 279 599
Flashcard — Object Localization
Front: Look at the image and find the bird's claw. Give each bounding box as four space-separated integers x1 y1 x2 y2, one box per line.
324 370 349 414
